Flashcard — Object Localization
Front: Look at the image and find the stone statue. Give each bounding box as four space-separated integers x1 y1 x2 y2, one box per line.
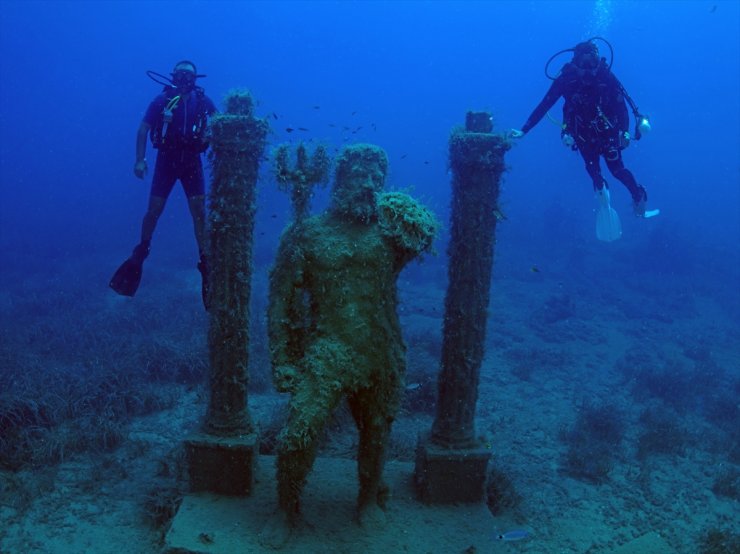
260 143 438 547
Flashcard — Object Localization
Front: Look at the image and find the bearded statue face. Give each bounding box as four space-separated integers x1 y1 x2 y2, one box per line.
330 145 388 223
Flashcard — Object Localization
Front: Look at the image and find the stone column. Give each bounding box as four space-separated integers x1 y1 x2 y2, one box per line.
185 90 268 496
415 112 510 503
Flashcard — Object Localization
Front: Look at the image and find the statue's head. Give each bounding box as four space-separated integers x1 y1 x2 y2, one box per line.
330 144 388 223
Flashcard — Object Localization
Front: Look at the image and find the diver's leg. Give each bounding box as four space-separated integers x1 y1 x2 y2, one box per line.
141 195 167 245
606 155 647 212
141 154 176 244
182 155 207 255
182 155 210 307
188 194 210 308
187 195 207 254
579 143 606 191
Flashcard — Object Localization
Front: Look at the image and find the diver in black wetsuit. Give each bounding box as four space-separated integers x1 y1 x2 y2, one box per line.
510 39 655 218
109 61 217 307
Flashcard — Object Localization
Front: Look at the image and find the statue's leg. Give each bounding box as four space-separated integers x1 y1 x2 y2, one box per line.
260 373 341 549
348 376 400 527
277 374 342 517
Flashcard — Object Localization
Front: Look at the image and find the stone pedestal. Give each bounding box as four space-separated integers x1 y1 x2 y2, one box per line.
165 457 495 554
414 434 491 504
185 432 258 496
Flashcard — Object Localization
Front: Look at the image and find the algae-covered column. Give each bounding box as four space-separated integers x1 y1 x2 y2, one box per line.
415 112 510 503
185 90 268 496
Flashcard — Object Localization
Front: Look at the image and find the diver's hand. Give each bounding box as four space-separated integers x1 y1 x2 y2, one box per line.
619 131 631 149
134 159 148 179
273 364 301 393
508 129 525 139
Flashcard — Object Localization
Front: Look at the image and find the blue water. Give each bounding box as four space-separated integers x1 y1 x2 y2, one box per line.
1 1 738 553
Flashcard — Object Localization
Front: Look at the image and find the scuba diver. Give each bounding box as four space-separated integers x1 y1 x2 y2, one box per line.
110 60 217 306
510 38 658 241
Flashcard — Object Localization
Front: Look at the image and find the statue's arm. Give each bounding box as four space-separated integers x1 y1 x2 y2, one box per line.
268 229 308 392
377 192 439 264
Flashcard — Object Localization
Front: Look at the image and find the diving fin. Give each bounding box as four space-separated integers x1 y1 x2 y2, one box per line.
595 187 622 242
643 209 660 218
109 242 150 297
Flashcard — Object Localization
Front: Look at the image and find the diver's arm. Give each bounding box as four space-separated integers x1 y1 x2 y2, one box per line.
133 122 150 178
520 79 563 134
608 73 630 131
136 122 149 162
615 93 630 132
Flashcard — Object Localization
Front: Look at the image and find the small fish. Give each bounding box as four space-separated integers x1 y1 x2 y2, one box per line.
272 112 278 120
710 4 717 13
400 154 407 159
298 127 310 131
342 126 351 131
351 111 357 115
496 529 530 541
271 213 278 218
328 123 336 127
313 105 320 110
424 160 429 165
405 383 422 391
354 126 363 132
492 208 507 221
286 127 295 133
371 123 377 131
530 265 540 273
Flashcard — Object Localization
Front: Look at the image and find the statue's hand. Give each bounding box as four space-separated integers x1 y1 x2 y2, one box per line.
273 364 301 393
377 192 439 256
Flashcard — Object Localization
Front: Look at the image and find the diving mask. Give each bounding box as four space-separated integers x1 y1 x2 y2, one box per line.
172 69 196 92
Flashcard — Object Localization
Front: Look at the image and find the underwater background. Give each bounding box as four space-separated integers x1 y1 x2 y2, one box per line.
1 1 738 553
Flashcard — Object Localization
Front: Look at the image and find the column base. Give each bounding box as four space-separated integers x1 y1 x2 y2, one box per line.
414 434 491 503
184 431 258 496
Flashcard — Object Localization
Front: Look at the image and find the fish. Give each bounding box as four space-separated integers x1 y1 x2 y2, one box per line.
272 112 278 120
371 123 377 131
496 529 530 541
351 111 357 115
710 4 717 12
400 154 407 159
298 127 310 131
313 105 320 110
530 266 540 273
424 161 429 165
285 127 295 133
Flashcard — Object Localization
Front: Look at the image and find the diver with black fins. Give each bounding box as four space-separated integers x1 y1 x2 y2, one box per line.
110 61 217 306
510 37 659 242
